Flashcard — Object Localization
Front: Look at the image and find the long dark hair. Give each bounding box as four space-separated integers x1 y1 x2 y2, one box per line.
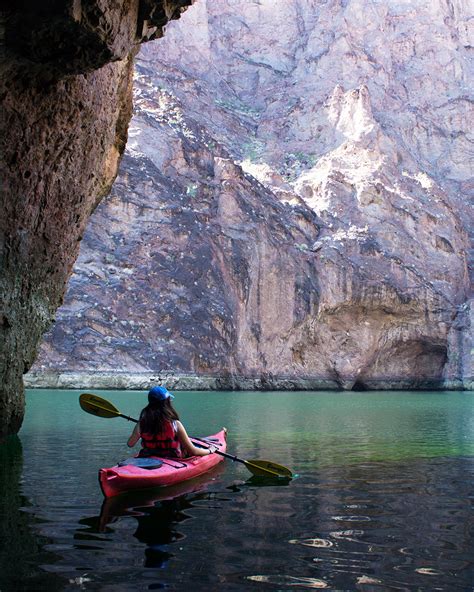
139 398 180 435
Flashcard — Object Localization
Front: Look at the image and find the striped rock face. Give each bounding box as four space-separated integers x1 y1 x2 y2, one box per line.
32 0 472 392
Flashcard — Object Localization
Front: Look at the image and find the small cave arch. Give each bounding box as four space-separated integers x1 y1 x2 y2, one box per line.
351 380 367 392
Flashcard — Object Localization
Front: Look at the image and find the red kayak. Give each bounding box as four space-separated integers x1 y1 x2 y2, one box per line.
99 429 227 498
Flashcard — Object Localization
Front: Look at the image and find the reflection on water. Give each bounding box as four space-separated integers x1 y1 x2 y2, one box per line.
0 437 64 591
1 389 473 590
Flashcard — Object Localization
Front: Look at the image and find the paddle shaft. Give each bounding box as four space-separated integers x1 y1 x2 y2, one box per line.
120 413 137 423
191 437 284 477
118 417 264 471
192 437 256 466
86 401 219 453
84 401 214 449
102 411 241 466
119 417 232 460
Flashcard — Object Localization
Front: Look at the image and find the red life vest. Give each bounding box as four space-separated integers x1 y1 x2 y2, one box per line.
140 420 182 458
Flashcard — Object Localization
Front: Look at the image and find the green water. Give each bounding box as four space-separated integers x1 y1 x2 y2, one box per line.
1 389 474 590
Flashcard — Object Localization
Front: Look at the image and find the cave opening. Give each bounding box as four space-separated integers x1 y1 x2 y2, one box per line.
351 380 367 392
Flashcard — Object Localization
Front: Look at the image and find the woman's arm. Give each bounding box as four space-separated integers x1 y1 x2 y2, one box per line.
127 422 141 447
176 421 214 457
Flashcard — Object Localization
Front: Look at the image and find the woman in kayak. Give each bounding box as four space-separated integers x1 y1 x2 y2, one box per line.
127 385 216 458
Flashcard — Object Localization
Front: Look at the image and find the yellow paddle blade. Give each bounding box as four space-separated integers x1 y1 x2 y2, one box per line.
245 459 293 478
79 393 121 418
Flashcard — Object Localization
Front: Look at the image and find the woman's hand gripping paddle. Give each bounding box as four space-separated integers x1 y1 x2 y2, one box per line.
79 393 293 479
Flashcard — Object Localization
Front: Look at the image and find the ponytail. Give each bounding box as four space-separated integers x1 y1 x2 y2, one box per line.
139 398 180 435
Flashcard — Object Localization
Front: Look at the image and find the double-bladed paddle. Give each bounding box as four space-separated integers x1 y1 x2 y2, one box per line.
79 393 293 479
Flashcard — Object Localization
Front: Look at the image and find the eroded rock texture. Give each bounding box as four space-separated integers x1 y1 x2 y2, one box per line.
0 0 192 440
32 0 472 391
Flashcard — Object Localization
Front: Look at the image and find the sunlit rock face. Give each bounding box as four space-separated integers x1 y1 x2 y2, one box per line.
33 0 472 390
0 1 192 440
32 84 321 384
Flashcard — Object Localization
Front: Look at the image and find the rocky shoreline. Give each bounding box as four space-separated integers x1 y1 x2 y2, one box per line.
24 371 471 392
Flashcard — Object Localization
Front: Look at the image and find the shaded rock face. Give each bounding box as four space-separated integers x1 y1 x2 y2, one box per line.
0 1 192 440
33 0 472 390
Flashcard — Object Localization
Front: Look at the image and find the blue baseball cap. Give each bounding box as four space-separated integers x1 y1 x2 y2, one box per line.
148 385 174 403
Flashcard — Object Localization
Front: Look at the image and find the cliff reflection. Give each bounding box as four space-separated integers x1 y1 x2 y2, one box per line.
0 436 63 591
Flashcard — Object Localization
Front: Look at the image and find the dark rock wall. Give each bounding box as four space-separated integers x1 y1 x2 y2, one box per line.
1 55 135 438
0 0 192 440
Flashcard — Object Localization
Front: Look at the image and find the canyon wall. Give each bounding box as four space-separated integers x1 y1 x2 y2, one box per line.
0 1 192 440
31 0 473 390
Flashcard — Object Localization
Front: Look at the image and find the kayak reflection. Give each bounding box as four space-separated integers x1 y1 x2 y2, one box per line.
91 465 291 570
0 437 64 591
97 464 225 568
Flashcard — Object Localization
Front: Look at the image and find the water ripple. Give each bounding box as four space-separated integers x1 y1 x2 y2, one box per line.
247 575 328 588
289 538 333 548
332 515 372 522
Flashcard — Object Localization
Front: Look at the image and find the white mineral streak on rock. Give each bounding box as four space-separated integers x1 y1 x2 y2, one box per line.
32 0 473 389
